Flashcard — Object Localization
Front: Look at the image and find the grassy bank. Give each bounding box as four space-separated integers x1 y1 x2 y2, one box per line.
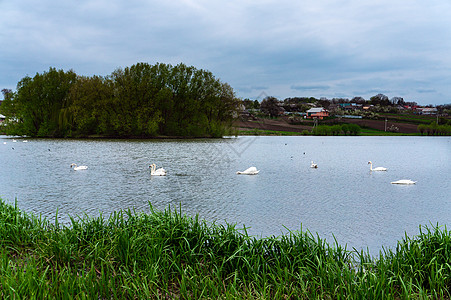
1 199 450 299
238 128 420 136
238 128 303 136
359 127 419 136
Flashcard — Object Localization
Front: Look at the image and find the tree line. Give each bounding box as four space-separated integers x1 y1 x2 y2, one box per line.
0 63 239 138
311 124 361 136
418 121 451 135
243 95 451 116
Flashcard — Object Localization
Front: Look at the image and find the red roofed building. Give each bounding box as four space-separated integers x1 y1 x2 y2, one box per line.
306 107 329 119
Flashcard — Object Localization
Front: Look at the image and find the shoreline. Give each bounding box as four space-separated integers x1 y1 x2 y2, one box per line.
2 115 450 138
234 116 422 135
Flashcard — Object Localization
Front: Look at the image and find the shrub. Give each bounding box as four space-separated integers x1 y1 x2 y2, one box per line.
348 124 361 135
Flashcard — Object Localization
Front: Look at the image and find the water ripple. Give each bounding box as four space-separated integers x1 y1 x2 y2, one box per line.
0 135 450 256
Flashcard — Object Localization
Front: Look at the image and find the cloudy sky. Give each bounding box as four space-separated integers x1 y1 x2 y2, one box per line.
1 0 450 105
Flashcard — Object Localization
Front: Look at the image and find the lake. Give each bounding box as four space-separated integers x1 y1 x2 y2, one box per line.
1 135 450 256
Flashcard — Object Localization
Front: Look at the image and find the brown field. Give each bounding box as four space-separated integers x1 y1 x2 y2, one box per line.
235 116 420 134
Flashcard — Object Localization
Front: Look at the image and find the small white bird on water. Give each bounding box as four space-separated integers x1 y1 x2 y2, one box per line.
391 179 416 185
70 163 88 170
368 161 387 171
236 167 259 175
150 164 166 176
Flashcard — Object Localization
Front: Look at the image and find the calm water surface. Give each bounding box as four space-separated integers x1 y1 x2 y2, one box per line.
1 135 450 256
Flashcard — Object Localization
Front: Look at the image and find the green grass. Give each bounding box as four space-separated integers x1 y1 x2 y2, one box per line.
238 126 421 136
1 199 450 299
359 127 419 136
238 127 418 136
380 113 440 125
238 128 303 136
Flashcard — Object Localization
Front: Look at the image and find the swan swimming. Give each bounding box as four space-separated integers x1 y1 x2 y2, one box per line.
368 161 387 171
391 179 416 185
70 163 88 170
310 161 318 168
236 167 259 175
150 164 166 176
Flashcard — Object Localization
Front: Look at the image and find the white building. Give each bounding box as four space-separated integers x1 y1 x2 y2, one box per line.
418 108 438 115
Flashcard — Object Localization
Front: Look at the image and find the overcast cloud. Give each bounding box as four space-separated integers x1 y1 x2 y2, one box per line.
1 0 450 105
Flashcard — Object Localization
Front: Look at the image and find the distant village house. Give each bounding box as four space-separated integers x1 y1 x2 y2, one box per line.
306 107 329 119
416 107 438 115
338 103 363 111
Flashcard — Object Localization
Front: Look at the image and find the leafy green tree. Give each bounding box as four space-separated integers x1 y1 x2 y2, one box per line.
242 99 255 110
67 75 114 135
0 89 14 116
260 96 280 117
5 68 77 137
351 96 366 104
1 89 13 103
331 125 342 135
253 100 260 109
391 97 404 106
0 89 16 134
370 94 390 106
108 63 164 136
418 124 426 135
4 63 239 138
341 124 350 135
347 124 361 135
312 125 330 136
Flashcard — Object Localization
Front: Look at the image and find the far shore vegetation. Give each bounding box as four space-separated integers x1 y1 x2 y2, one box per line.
237 122 450 136
1 62 450 138
238 96 450 136
0 199 449 299
0 63 239 138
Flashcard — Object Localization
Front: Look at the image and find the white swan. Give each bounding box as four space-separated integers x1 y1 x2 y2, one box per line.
310 161 318 168
391 179 416 185
236 167 259 175
368 161 387 171
150 164 166 176
70 163 88 170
